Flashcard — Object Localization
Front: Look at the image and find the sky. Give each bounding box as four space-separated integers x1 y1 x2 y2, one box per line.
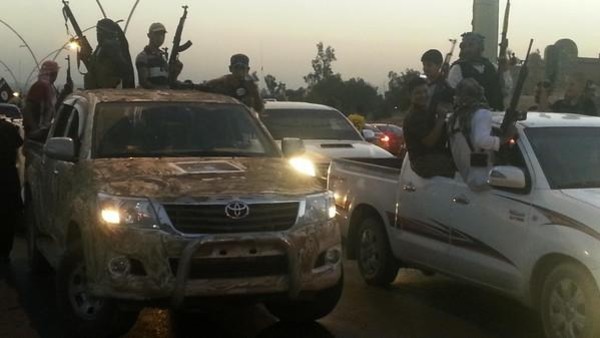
1 0 599 92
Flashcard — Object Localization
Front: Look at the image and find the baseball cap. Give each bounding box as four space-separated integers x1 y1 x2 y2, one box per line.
148 22 167 34
230 54 250 67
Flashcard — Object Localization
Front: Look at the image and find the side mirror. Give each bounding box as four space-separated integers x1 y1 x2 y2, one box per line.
44 137 76 162
281 138 305 157
487 166 526 189
362 129 375 140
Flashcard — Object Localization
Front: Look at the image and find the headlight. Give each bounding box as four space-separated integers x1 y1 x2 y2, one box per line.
289 157 316 177
98 193 160 229
297 192 336 225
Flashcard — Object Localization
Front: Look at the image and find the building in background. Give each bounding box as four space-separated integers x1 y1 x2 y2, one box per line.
472 0 500 61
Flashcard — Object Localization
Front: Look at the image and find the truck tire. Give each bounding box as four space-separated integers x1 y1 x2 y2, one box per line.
25 201 50 273
265 273 343 322
356 217 399 286
56 243 138 338
540 262 600 338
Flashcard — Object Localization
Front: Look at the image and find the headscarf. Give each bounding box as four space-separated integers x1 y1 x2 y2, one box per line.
449 78 489 136
38 60 59 82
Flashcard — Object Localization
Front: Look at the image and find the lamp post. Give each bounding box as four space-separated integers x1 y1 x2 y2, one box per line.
0 19 40 71
124 0 141 34
0 60 19 90
22 24 94 90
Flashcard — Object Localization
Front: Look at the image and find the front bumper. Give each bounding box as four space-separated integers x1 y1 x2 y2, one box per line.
85 219 342 306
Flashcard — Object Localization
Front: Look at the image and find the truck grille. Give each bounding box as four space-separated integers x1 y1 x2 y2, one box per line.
169 255 288 279
163 202 299 234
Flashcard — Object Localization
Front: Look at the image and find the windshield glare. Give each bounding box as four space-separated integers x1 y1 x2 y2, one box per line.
261 108 362 141
93 102 278 158
526 127 600 189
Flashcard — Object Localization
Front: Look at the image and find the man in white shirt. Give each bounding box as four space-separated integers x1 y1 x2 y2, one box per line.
449 78 516 191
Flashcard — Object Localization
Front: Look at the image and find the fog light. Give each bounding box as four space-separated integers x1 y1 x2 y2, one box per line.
108 256 131 276
325 248 341 264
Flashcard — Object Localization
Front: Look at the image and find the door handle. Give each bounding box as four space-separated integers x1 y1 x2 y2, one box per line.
452 195 470 205
53 169 59 175
403 184 416 192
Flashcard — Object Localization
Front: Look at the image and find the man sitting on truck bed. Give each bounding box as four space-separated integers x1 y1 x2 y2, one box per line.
403 77 455 178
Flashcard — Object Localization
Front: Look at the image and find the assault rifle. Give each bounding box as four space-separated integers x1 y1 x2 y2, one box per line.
441 38 458 78
169 5 193 86
61 0 93 71
500 39 534 134
65 54 72 86
498 0 511 73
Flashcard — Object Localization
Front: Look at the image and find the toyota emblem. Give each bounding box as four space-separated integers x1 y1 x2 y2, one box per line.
225 201 250 220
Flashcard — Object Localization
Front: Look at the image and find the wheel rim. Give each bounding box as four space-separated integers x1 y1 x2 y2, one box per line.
547 278 587 338
359 227 381 278
68 263 104 320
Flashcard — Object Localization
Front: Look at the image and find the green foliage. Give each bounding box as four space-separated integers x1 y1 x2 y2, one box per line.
264 74 288 100
382 69 421 115
304 42 337 87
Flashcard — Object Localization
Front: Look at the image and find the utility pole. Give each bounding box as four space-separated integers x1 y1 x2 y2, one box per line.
472 0 500 61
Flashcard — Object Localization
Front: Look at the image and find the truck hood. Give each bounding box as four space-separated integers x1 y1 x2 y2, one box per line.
88 157 323 200
561 189 600 210
281 139 393 163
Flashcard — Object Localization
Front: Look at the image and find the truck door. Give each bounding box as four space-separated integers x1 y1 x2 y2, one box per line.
41 104 75 237
447 142 533 292
394 159 460 271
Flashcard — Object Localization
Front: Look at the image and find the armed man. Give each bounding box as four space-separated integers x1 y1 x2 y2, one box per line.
446 33 506 111
421 49 454 114
23 60 72 140
61 1 134 89
136 23 171 89
199 54 264 114
86 19 135 89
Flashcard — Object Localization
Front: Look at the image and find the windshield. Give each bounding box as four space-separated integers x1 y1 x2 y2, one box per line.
261 108 362 141
93 102 279 158
526 127 600 189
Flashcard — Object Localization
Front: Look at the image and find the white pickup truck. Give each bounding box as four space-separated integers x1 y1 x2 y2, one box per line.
329 112 600 338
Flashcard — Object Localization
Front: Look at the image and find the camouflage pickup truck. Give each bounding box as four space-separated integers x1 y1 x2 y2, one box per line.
24 89 342 338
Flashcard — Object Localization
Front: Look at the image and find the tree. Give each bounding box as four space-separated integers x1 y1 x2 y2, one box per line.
304 42 337 87
382 68 421 116
264 74 288 100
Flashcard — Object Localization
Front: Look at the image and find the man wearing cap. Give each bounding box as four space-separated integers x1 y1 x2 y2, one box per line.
446 32 505 111
136 23 171 89
421 49 454 114
199 54 264 113
23 60 72 140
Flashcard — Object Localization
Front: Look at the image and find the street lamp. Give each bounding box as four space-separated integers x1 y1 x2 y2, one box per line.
22 25 93 90
124 0 141 34
0 19 40 71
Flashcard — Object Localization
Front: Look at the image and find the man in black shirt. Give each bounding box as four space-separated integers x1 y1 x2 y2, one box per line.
551 73 597 116
403 77 455 178
447 33 505 111
421 49 454 114
0 118 23 263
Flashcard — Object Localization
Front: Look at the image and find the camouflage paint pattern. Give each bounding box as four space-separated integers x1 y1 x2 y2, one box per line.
25 89 341 303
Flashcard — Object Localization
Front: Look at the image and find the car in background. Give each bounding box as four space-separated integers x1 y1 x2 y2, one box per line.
363 124 389 150
372 123 405 157
0 103 22 123
261 101 393 180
